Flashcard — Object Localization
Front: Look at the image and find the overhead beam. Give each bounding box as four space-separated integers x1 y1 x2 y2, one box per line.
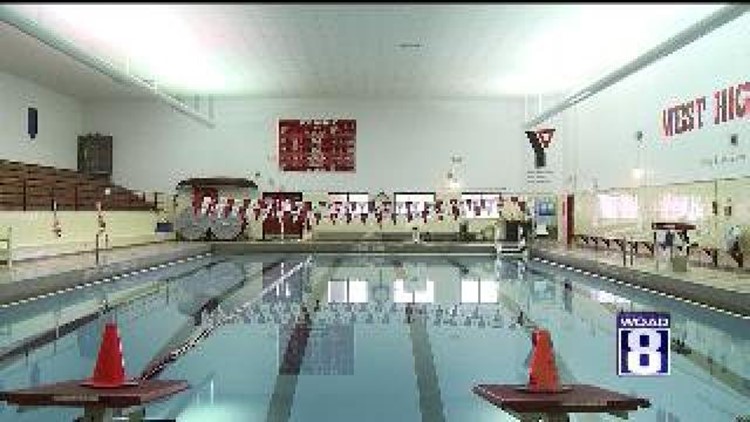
524 4 750 128
0 5 216 128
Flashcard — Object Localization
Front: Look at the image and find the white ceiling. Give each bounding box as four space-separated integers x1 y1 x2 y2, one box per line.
1 4 724 100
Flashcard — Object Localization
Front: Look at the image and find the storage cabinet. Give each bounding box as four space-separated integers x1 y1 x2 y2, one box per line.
78 133 112 179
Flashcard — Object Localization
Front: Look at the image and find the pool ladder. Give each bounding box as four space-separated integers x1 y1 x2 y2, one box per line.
95 231 109 266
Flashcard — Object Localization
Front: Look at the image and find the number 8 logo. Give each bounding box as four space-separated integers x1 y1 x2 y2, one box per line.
626 328 663 375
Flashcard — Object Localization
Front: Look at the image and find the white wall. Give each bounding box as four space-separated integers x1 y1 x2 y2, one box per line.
83 97 534 194
0 70 82 169
553 12 750 192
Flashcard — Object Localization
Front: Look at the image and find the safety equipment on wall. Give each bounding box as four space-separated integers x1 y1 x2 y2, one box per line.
210 215 243 240
209 199 243 241
175 207 210 241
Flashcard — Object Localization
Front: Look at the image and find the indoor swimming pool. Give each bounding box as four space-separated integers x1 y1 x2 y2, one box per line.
0 253 747 421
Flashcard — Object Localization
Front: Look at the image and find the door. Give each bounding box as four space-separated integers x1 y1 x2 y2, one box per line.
78 134 113 179
262 192 304 239
563 194 574 246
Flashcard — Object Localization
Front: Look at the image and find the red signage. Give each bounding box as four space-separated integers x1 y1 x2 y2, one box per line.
278 119 356 172
661 81 750 138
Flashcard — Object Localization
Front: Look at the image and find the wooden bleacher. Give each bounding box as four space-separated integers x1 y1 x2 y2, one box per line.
0 159 155 211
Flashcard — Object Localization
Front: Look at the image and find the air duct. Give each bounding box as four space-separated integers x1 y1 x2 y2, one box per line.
0 5 216 128
524 4 750 128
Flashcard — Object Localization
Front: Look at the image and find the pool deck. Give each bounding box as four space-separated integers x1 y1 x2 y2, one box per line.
0 241 211 306
531 242 750 318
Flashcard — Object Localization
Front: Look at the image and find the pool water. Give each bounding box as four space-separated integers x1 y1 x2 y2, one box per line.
0 253 747 421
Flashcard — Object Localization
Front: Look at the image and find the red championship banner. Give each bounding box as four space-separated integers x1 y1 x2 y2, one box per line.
278 119 356 172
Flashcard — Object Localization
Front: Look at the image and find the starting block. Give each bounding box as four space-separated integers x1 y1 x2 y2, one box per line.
473 329 650 421
0 322 188 422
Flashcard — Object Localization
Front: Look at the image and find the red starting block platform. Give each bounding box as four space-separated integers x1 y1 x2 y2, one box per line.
0 379 189 408
0 322 189 421
472 383 650 421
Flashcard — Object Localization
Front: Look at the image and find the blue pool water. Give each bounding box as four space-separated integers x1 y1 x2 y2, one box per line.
0 253 747 421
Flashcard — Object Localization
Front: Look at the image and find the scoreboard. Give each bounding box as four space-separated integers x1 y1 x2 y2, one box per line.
278 119 356 172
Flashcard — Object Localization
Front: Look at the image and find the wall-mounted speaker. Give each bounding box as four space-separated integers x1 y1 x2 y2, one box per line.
28 107 38 139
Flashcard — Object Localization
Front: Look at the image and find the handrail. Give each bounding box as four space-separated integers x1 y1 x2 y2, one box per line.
95 231 101 266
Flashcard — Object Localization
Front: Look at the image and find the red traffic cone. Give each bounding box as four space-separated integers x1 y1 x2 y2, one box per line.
81 322 138 388
525 329 567 393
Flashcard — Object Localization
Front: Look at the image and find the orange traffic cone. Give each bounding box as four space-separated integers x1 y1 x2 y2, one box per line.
526 329 567 393
81 322 138 388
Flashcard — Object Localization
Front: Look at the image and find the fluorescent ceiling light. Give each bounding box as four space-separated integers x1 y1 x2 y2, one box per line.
524 4 746 127
567 90 591 105
8 4 233 94
494 4 723 96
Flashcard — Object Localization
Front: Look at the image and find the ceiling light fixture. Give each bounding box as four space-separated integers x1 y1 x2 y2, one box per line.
567 90 591 105
0 5 215 128
524 4 750 129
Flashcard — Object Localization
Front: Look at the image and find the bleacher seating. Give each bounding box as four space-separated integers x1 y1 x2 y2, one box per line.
0 159 154 211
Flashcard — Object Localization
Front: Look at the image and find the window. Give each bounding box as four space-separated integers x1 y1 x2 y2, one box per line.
347 193 370 216
328 192 370 216
328 193 348 203
394 193 435 216
597 194 638 220
658 194 704 222
461 193 501 218
460 279 499 303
